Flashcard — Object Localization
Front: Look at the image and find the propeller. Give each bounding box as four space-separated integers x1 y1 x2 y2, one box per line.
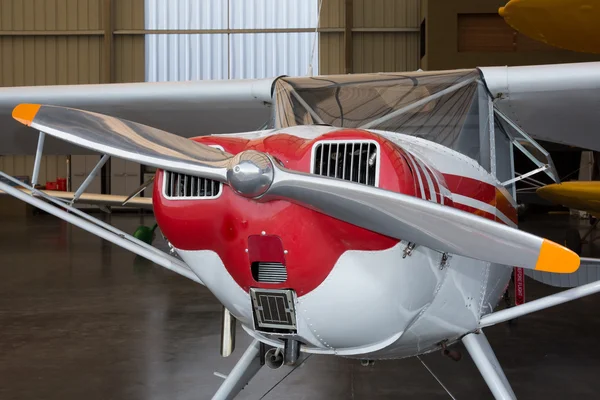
12 103 579 274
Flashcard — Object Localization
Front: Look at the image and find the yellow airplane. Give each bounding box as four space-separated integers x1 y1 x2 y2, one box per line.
500 0 600 54
500 0 600 254
537 182 600 254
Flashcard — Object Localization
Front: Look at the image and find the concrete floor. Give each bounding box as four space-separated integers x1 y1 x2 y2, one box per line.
1 212 600 399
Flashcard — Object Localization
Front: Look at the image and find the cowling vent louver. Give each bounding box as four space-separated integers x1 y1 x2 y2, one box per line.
312 141 379 187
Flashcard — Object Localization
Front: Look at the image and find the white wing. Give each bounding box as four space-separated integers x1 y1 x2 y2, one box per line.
480 62 600 151
0 78 275 154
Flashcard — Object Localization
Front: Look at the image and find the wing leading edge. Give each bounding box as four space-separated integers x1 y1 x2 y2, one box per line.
0 78 275 154
480 62 600 151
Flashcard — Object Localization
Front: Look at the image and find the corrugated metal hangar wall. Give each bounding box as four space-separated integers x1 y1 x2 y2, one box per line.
319 0 420 74
0 0 421 195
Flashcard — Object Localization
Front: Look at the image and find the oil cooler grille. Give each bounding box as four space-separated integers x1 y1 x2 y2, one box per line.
312 141 379 187
163 171 221 199
253 262 288 283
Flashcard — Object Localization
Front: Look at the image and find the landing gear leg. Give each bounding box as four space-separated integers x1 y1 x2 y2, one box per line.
212 340 263 400
462 331 516 400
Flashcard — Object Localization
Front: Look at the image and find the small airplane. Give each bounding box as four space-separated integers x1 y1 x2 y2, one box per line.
500 0 600 54
1 63 600 400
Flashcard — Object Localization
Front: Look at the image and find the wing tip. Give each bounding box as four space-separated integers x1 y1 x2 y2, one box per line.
535 239 580 273
12 103 41 126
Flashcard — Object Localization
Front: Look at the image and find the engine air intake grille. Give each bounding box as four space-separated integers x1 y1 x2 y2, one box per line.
250 289 297 331
312 141 379 186
253 262 288 283
163 171 221 199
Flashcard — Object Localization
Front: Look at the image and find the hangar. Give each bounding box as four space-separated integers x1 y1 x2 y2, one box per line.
1 1 600 399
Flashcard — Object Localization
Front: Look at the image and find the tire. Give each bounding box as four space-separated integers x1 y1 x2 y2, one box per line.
565 228 582 255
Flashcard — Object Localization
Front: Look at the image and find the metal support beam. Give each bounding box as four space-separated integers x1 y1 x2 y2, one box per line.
212 340 263 400
508 135 516 198
462 332 516 400
31 132 45 187
488 97 496 177
502 165 548 186
360 77 476 129
289 89 325 124
495 108 560 183
344 0 353 74
103 0 114 83
72 154 110 204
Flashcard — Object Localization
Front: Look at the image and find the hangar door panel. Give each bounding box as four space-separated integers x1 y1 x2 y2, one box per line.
110 159 141 196
71 155 101 194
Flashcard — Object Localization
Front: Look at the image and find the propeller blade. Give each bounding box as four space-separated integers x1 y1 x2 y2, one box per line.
12 104 232 182
13 104 578 273
123 176 155 206
259 164 579 274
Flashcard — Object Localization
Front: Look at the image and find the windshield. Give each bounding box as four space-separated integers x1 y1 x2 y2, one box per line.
273 69 485 164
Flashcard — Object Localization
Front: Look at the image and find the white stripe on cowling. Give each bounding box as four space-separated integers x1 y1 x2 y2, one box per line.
404 152 427 200
424 165 445 205
415 157 437 203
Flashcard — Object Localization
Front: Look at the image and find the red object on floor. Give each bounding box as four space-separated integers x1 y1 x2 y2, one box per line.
514 267 525 305
46 181 58 190
56 178 67 191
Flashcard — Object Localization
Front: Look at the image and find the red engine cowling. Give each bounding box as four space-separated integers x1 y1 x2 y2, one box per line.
153 129 434 296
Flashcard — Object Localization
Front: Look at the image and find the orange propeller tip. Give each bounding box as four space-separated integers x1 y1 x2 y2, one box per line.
535 239 580 274
12 103 41 126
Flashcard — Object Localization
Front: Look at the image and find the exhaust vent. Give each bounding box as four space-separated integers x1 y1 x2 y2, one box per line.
163 171 221 199
312 140 379 187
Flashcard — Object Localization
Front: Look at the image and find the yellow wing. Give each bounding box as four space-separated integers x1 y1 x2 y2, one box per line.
537 182 600 217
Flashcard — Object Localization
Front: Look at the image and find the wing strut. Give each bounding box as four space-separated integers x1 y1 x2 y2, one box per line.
71 154 110 205
479 261 600 328
0 171 201 285
31 131 45 187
